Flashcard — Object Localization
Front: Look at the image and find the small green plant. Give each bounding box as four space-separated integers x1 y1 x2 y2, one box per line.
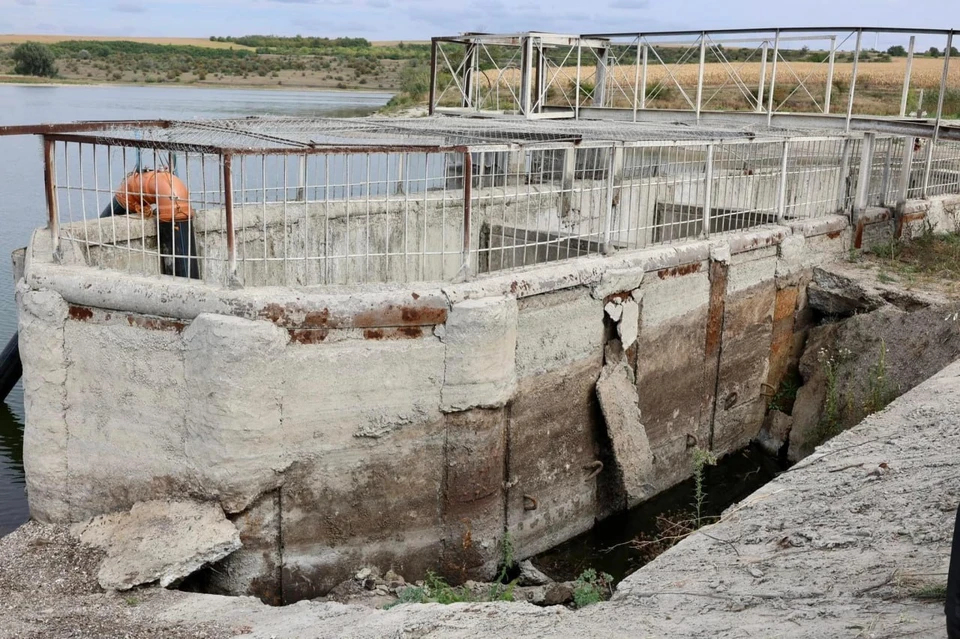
384 585 428 609
814 347 851 444
487 532 518 602
768 372 801 413
692 446 718 527
910 583 948 602
864 338 891 414
425 571 473 604
124 596 139 607
572 568 614 609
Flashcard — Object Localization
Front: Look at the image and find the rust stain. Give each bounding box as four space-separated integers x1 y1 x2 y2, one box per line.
364 326 425 340
657 262 702 280
68 305 93 321
352 304 447 328
411 292 421 300
302 309 330 329
704 260 728 360
260 303 286 324
773 286 799 323
854 219 865 249
896 211 927 238
826 229 843 239
288 329 329 344
126 314 186 333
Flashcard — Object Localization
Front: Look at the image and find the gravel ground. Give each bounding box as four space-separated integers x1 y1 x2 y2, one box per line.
0 523 232 638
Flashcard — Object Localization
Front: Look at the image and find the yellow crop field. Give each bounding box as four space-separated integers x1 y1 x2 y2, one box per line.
480 57 955 91
0 34 253 50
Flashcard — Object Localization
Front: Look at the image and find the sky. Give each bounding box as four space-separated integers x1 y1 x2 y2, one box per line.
1 0 959 47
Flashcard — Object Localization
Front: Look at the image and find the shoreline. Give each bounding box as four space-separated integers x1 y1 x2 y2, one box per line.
0 75 397 95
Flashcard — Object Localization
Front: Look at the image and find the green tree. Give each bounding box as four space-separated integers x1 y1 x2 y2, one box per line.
12 42 58 77
928 47 941 58
886 45 907 57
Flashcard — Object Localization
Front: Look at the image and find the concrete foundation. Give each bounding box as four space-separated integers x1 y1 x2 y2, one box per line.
16 194 960 603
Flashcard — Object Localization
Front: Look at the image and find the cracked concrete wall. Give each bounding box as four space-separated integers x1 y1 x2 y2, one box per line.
21 198 952 603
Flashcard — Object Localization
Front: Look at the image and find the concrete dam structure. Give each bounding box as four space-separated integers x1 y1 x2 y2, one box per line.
5 27 960 606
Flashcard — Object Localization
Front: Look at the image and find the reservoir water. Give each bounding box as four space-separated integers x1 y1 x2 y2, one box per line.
0 84 393 535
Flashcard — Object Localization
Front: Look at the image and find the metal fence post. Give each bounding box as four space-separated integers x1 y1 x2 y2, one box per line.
428 38 439 116
696 32 706 123
854 132 875 217
632 38 643 122
462 151 473 276
923 31 953 197
593 46 608 108
222 153 238 285
766 30 781 126
757 41 768 113
824 36 836 114
897 136 916 216
639 41 648 112
702 144 714 238
42 137 60 259
838 138 854 211
900 35 916 118
603 146 622 253
845 29 863 132
777 140 790 223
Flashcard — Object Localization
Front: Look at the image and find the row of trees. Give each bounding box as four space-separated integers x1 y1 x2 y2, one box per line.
888 45 960 58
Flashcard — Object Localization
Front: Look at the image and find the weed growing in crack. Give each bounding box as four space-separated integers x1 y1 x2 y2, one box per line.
692 447 718 527
864 338 891 415
486 532 517 602
814 347 851 444
572 568 614 609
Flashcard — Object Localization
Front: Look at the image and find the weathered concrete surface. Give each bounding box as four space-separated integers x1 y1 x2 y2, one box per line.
596 358 654 508
711 249 777 455
4 354 946 638
16 286 70 522
635 265 711 492
515 287 603 379
439 297 518 412
507 356 603 559
183 314 290 514
440 408 506 582
74 500 241 591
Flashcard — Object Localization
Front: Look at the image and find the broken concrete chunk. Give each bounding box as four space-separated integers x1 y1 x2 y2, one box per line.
617 299 640 349
604 301 623 322
596 360 655 508
75 500 241 591
807 267 885 317
756 409 793 457
517 560 553 586
592 266 645 300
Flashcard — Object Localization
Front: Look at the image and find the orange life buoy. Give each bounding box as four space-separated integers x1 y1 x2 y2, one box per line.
115 170 192 223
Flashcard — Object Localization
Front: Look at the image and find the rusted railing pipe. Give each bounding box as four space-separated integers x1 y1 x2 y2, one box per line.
43 137 60 258
222 154 237 282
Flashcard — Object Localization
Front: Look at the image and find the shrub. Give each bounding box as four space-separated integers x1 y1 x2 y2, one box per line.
12 42 58 77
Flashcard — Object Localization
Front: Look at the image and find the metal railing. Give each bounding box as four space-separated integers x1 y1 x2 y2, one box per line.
35 125 960 288
430 28 956 129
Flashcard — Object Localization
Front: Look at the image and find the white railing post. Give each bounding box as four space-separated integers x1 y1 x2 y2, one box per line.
702 144 714 237
777 140 790 223
900 35 916 118
854 132 875 216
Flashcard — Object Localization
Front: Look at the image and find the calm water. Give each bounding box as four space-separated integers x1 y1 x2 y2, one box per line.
0 84 392 535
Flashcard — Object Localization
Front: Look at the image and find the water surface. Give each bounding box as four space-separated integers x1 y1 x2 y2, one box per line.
0 84 392 535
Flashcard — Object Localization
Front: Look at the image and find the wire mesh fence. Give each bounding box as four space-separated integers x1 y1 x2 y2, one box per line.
42 118 960 288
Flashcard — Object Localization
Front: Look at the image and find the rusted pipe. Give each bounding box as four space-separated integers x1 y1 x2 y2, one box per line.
222 154 236 279
42 137 60 256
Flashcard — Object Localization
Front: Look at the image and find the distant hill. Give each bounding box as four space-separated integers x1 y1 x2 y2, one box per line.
0 35 253 50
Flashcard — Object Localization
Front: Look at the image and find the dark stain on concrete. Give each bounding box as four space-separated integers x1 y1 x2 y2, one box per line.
67 305 93 321
657 262 702 280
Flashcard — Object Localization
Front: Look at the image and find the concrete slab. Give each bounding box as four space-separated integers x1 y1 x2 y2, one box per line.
75 499 240 591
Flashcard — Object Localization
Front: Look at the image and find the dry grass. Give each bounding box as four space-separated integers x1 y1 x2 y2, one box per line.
0 34 253 50
479 58 954 91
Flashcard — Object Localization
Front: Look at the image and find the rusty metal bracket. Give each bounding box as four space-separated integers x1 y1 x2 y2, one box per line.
583 460 604 482
523 495 538 511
